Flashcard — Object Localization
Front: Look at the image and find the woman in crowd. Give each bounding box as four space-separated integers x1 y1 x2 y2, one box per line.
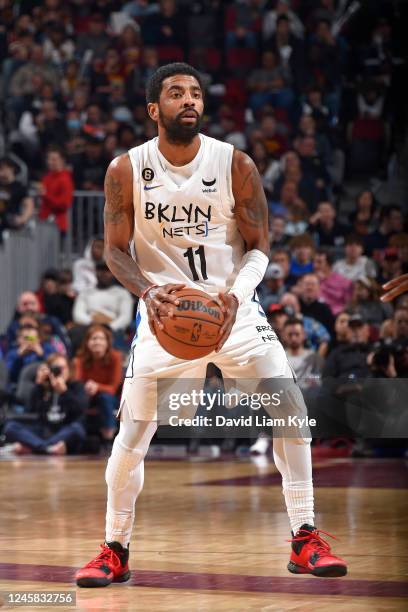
347 277 393 330
3 353 87 455
73 324 123 443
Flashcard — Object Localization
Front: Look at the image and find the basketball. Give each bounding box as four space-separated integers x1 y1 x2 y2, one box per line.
154 288 224 360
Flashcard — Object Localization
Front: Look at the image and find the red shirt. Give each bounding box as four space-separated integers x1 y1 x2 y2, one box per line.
73 350 123 395
39 170 74 232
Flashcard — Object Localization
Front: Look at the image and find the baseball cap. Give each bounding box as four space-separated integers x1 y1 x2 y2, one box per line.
268 303 284 314
264 263 284 280
349 313 364 327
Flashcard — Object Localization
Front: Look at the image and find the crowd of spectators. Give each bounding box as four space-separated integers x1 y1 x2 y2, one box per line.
0 0 407 456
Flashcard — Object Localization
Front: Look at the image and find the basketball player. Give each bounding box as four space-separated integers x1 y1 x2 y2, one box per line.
75 64 347 587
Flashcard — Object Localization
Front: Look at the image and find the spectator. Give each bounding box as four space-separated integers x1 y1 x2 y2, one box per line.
5 323 55 385
76 12 111 58
38 148 74 235
322 315 371 383
248 52 292 113
73 324 123 443
43 269 76 327
294 135 330 208
263 0 305 40
298 273 335 335
6 291 69 353
333 234 377 281
71 134 108 191
265 14 304 90
3 354 87 455
0 157 34 241
282 318 323 387
269 214 290 249
389 234 408 275
36 268 59 314
73 261 133 334
9 44 59 100
270 179 308 224
346 277 392 329
280 291 330 355
321 314 372 435
309 201 349 249
266 304 288 342
393 308 408 342
35 100 69 152
364 205 404 257
258 263 286 311
349 190 379 235
313 248 353 315
73 237 105 293
288 234 315 283
42 21 75 67
377 248 403 286
271 248 291 287
327 311 351 355
142 0 184 50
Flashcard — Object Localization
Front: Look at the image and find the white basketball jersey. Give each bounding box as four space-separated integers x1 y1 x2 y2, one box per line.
128 134 246 297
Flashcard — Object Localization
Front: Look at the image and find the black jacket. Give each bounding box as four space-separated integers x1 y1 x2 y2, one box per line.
29 381 88 430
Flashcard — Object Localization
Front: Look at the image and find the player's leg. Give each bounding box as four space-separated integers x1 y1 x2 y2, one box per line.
215 300 347 577
76 402 157 587
75 310 208 588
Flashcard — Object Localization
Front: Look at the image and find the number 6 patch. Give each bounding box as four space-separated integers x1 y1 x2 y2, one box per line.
142 167 154 182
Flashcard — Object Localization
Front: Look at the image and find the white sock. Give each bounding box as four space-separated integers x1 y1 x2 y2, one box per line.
272 437 315 533
281 479 315 534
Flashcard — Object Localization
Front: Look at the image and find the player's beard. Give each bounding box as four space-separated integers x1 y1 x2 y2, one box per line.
159 108 202 144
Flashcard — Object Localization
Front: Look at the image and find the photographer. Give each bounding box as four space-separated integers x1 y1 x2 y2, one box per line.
5 324 54 385
3 354 87 455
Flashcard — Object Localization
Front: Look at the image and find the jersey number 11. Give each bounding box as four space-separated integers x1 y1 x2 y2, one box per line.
183 246 208 281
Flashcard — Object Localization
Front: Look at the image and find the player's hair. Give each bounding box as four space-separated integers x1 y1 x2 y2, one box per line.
146 62 203 104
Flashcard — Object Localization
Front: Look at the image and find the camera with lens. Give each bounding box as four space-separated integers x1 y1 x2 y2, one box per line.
50 365 62 377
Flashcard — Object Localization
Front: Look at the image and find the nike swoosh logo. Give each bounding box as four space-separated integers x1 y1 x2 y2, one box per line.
144 184 163 191
202 178 216 187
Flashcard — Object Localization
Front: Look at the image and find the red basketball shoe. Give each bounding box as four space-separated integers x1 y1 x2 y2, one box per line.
75 542 130 587
288 524 347 577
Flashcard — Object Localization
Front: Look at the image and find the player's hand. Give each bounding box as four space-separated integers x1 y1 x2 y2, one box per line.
381 274 408 302
144 283 186 336
215 292 239 352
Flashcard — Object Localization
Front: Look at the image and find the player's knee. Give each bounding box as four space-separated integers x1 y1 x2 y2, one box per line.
105 439 144 491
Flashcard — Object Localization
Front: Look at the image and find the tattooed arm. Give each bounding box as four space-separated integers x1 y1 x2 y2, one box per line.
103 154 151 297
104 154 184 334
231 149 269 255
215 150 270 351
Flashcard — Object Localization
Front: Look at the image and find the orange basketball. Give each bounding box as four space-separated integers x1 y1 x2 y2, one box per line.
154 288 224 360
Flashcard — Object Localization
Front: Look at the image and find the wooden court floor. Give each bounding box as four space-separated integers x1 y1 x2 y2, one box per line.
0 453 407 611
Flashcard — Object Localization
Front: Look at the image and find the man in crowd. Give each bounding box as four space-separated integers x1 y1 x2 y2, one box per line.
313 249 353 315
298 273 334 335
333 234 377 281
73 261 133 335
258 263 286 310
282 318 323 387
0 157 34 242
